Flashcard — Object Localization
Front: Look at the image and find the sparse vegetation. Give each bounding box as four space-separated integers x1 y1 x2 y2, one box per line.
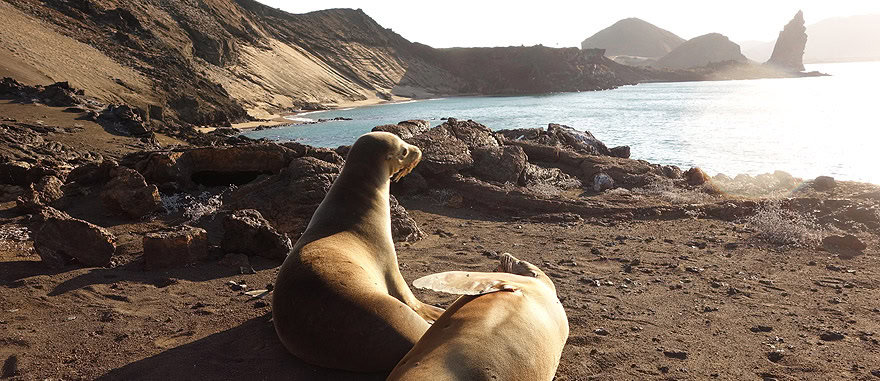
161 187 235 221
631 180 718 204
745 202 825 247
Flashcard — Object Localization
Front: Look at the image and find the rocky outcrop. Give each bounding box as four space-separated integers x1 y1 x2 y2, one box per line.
656 33 748 69
372 120 430 140
143 226 209 269
0 78 85 107
497 123 622 157
31 207 117 268
220 151 423 243
766 11 808 72
98 104 152 137
101 167 161 218
129 144 298 191
580 18 685 58
389 196 425 243
471 146 528 184
221 209 292 259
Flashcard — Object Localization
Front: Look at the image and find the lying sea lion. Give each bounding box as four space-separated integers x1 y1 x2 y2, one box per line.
387 253 569 381
272 131 444 372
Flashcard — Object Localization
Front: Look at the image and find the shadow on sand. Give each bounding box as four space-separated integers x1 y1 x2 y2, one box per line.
98 313 386 381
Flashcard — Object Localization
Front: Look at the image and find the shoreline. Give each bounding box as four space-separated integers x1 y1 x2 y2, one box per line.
229 95 433 132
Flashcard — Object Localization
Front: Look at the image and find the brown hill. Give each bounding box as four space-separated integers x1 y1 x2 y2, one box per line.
581 18 686 58
656 33 748 69
0 0 642 128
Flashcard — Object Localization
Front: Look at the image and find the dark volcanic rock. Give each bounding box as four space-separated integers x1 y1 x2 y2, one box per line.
98 104 152 136
372 120 430 139
821 235 867 258
0 77 84 107
812 176 836 191
33 175 65 205
67 161 118 186
390 195 425 243
407 126 474 175
684 167 710 186
497 123 611 156
609 146 631 159
32 207 117 268
470 146 528 184
221 209 292 259
766 11 807 72
0 161 33 186
143 225 209 269
101 167 161 218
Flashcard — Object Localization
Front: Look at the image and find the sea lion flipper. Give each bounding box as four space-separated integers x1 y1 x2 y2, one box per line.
413 271 519 295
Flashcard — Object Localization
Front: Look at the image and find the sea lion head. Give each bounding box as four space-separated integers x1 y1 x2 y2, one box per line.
348 132 422 182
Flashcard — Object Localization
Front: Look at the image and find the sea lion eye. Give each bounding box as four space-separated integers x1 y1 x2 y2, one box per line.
400 147 408 157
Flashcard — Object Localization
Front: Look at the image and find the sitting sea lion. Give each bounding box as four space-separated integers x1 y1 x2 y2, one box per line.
272 131 444 372
387 253 569 381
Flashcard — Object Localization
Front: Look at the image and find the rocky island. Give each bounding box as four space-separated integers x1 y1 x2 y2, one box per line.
0 1 876 380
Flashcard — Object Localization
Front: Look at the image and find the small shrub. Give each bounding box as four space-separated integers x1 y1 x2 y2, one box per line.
745 202 824 247
160 186 235 222
632 180 718 204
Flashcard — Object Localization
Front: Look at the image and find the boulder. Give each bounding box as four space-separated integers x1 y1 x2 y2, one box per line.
593 173 615 192
67 160 117 186
821 234 867 258
372 120 430 139
407 126 473 175
497 123 611 156
225 156 339 236
98 104 152 136
32 207 116 268
390 195 425 243
661 165 683 179
143 225 208 269
684 167 710 186
470 146 528 184
520 164 582 189
812 176 836 191
610 146 631 159
0 161 32 186
33 175 64 205
101 167 161 218
221 209 292 259
440 119 499 149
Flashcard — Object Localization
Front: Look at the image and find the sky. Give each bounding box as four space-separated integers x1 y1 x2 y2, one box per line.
255 1 880 48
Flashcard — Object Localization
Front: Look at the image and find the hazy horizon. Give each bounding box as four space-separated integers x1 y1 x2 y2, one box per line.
255 0 880 48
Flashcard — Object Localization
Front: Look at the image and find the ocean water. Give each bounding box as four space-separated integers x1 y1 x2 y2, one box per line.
243 61 880 184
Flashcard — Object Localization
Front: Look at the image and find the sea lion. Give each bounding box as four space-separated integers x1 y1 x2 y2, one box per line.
387 253 569 381
272 131 444 372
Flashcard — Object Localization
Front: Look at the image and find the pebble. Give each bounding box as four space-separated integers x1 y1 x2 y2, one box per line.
2 355 18 378
227 281 247 291
767 350 784 363
819 331 845 341
594 328 610 336
750 325 773 333
663 350 688 360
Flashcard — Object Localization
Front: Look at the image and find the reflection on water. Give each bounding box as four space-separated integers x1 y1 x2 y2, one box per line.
243 61 880 184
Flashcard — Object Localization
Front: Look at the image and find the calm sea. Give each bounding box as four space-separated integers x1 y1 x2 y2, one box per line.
242 61 880 184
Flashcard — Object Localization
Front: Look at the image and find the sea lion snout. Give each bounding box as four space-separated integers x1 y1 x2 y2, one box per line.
393 142 421 182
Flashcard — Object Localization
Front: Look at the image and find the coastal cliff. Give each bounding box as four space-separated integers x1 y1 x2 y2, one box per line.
0 0 642 128
0 0 817 130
